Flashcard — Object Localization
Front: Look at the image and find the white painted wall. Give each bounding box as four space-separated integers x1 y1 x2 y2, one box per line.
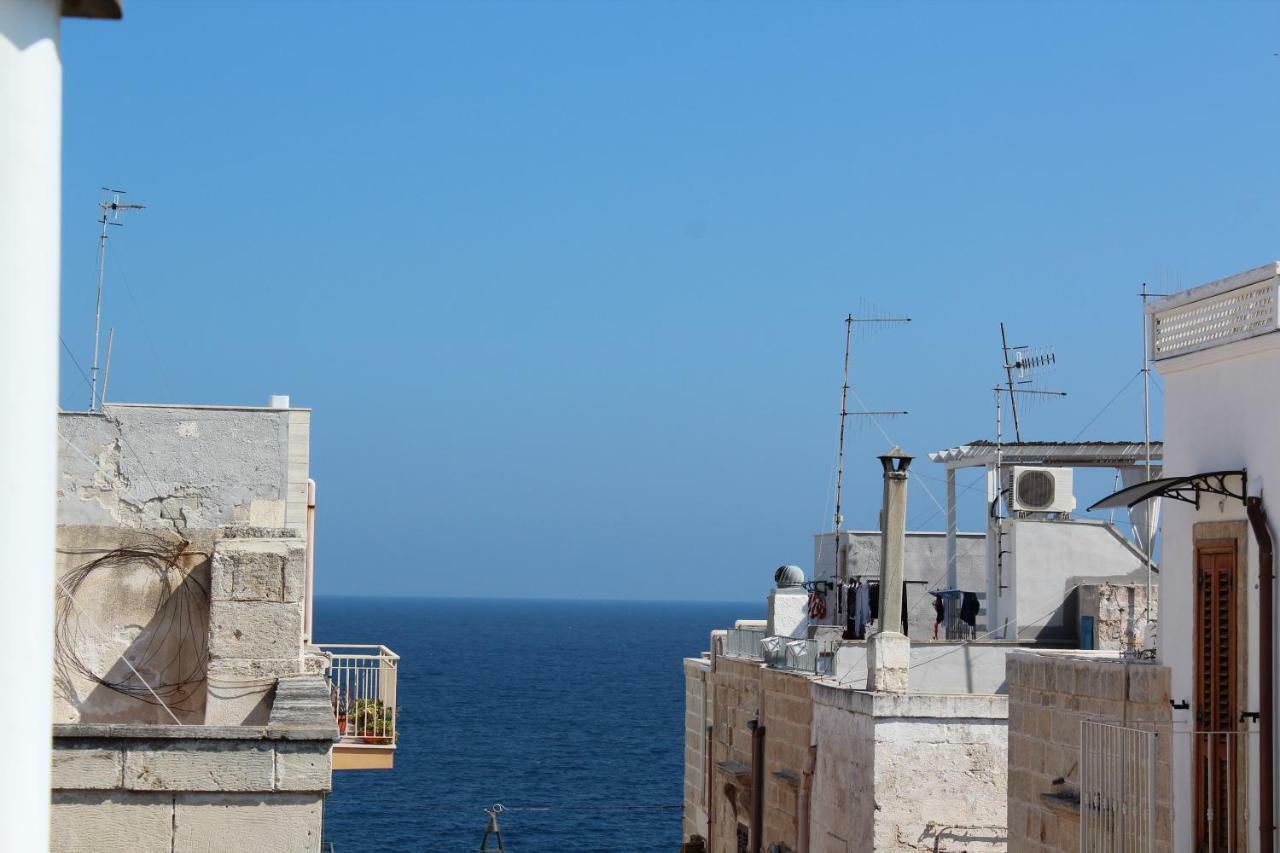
0 2 62 849
1156 327 1280 853
832 641 1012 694
1002 519 1148 640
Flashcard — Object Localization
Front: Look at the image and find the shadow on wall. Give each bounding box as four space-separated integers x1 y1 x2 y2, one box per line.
54 527 212 725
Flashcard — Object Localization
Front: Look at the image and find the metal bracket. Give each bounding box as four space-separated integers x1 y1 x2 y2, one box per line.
1171 700 1189 710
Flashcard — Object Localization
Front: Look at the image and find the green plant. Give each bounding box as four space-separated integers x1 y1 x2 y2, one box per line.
350 698 396 742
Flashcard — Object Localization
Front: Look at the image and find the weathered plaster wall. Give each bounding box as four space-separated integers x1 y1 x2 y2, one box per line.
50 677 336 853
1006 651 1171 853
53 405 312 727
811 686 1009 852
57 405 309 534
1078 582 1158 651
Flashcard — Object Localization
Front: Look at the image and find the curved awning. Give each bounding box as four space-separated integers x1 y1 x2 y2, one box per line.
1088 470 1247 512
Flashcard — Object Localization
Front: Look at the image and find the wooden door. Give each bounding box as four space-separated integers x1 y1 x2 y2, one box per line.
1194 540 1241 851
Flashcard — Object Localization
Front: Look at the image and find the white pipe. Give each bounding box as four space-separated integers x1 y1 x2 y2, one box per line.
0 2 62 848
305 478 316 642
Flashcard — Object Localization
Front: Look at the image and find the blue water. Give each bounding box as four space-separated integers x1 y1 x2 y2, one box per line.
315 597 758 852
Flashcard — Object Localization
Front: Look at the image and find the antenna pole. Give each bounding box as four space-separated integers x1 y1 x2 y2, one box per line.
90 209 109 411
101 327 115 409
1141 283 1153 648
88 189 145 412
1000 322 1022 442
834 314 853 533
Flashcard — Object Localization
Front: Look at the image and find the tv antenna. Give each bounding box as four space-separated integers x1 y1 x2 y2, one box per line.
833 310 910 533
478 803 507 851
998 321 1059 442
90 188 145 412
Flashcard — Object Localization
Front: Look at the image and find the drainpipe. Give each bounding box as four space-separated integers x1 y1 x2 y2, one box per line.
305 478 316 642
749 719 765 853
797 743 816 853
1247 496 1274 853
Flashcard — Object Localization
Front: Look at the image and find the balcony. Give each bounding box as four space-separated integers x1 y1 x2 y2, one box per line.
316 644 400 770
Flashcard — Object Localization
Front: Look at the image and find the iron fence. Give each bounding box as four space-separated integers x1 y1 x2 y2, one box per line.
316 644 399 746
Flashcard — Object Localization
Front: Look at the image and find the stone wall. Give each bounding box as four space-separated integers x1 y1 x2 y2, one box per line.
1006 651 1172 853
683 657 710 844
51 677 336 853
1078 582 1158 652
206 533 309 725
811 686 1008 852
704 655 814 853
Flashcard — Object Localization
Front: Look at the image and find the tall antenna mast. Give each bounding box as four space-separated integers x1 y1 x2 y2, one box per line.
90 188 144 412
998 322 1057 443
1138 282 1168 649
833 311 910 534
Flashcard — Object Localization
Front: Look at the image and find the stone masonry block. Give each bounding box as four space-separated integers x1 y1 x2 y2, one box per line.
274 743 332 792
173 793 323 853
124 743 275 792
52 745 124 790
208 600 303 660
52 791 174 853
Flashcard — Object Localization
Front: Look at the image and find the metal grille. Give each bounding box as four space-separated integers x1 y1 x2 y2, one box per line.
1016 469 1056 509
723 627 766 660
1081 721 1158 852
1152 280 1278 360
761 636 835 675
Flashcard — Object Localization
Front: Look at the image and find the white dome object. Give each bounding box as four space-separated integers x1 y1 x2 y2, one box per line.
774 565 805 588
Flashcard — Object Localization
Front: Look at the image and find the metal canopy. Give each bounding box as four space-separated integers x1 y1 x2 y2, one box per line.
1087 470 1247 512
929 440 1164 469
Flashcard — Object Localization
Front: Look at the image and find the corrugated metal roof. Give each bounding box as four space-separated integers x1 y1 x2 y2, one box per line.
929 440 1163 468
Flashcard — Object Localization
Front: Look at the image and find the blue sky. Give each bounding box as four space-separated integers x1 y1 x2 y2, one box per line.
58 1 1279 600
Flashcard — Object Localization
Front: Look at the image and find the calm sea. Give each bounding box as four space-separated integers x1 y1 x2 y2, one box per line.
315 596 758 852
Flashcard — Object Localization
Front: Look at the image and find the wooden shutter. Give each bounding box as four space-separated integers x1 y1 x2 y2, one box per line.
1194 541 1240 851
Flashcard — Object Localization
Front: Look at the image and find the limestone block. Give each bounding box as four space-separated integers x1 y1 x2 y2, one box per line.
208 600 303 660
173 793 323 853
52 745 124 790
124 744 275 792
282 542 307 603
248 499 286 527
51 791 174 853
274 744 332 792
867 631 910 693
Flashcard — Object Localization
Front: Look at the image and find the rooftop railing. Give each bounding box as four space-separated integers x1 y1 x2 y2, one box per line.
762 636 835 676
722 627 766 660
316 644 399 747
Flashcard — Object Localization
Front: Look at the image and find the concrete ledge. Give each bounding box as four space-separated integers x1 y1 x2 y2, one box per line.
811 682 1008 719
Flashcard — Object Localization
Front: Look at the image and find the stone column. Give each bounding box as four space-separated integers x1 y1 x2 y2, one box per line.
868 447 912 693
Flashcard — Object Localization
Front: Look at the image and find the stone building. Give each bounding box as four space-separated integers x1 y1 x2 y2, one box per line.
682 437 1161 853
51 399 399 851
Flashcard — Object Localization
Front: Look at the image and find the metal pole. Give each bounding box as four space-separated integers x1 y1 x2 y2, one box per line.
1000 322 1022 442
100 326 114 407
90 209 108 411
1141 283 1154 648
834 314 853 533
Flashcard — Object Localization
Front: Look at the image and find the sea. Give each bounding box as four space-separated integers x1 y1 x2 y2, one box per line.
315 596 759 852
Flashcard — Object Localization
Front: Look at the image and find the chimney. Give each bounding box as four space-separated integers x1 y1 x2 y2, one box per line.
868 446 912 692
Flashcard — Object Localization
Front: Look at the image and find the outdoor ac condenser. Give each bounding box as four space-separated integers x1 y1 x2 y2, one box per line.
1005 466 1076 514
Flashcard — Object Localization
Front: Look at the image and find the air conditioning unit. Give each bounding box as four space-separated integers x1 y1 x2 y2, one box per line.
1005 466 1076 514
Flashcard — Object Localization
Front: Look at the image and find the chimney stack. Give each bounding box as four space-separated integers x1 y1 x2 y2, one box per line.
868 446 913 692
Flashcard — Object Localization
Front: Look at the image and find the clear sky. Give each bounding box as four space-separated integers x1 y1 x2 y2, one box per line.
58 1 1279 600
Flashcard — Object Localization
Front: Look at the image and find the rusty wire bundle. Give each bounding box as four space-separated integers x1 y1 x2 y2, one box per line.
54 534 211 713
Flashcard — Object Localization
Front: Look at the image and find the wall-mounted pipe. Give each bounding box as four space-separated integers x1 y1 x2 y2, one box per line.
305 478 316 642
797 743 816 853
749 719 765 853
1247 496 1274 853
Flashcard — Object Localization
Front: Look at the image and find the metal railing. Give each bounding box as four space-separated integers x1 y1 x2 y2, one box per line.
762 636 834 676
1152 276 1278 361
316 644 399 746
1080 720 1158 852
722 627 766 660
1187 730 1248 852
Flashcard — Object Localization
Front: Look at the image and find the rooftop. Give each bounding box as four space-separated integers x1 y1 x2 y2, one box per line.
929 440 1164 469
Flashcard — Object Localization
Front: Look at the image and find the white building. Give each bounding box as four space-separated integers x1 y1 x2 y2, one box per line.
1090 261 1280 851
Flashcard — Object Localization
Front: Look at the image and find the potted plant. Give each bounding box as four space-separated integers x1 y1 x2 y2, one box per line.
350 698 395 744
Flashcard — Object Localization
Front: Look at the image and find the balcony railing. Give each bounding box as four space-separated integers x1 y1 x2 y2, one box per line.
316 644 399 747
